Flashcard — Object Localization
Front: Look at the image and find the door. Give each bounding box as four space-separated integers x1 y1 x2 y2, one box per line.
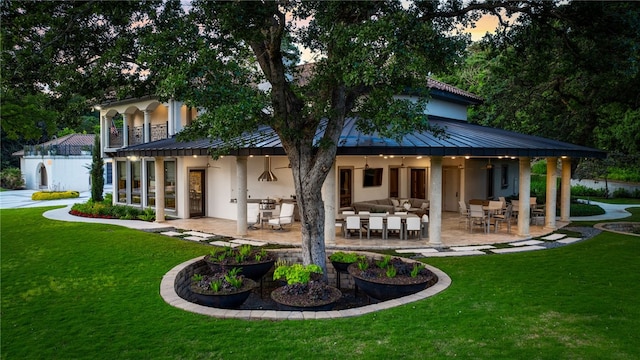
443 167 460 212
409 168 427 199
189 169 205 218
389 167 399 198
339 167 353 208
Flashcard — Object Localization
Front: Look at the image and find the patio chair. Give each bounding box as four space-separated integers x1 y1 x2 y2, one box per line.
386 216 403 239
458 200 469 229
358 210 370 215
341 210 355 215
491 203 513 233
405 217 421 240
344 216 362 239
247 203 260 230
268 203 295 230
365 215 384 239
469 204 488 233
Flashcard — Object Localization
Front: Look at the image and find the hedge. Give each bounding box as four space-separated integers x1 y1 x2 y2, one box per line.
31 191 80 200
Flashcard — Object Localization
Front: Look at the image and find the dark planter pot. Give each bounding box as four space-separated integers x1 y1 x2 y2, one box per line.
204 255 275 281
347 264 432 301
330 260 354 273
190 278 258 309
270 285 342 311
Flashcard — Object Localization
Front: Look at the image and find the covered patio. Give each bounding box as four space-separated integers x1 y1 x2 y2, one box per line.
164 211 568 250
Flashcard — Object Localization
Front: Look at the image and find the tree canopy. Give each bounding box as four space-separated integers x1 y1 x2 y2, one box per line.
442 1 640 160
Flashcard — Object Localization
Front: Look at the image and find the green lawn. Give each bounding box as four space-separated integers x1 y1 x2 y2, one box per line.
2 207 640 359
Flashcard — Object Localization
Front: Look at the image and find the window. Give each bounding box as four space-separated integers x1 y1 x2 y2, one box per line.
147 161 155 206
363 168 383 187
131 160 141 204
501 165 509 189
117 161 127 203
164 160 176 210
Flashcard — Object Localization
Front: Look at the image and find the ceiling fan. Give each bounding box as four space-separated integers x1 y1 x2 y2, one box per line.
275 163 292 170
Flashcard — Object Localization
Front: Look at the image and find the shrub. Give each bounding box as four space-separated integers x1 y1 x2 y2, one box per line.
531 159 547 175
571 184 607 197
32 191 80 200
0 168 25 189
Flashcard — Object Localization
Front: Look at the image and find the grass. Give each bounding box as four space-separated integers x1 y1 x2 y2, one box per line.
2 207 640 359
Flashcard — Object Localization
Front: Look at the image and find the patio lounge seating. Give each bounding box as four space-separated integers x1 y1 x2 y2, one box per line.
268 203 295 230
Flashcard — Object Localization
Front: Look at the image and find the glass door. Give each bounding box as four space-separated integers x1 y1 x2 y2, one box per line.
410 168 427 199
189 169 205 217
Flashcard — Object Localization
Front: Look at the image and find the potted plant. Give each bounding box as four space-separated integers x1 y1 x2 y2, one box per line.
203 245 275 280
270 263 342 311
190 268 258 309
347 255 437 301
329 251 364 273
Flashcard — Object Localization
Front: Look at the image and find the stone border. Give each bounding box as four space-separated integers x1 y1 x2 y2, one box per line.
594 222 640 237
159 250 451 320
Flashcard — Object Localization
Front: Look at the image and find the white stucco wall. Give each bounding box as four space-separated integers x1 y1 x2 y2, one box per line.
21 155 92 191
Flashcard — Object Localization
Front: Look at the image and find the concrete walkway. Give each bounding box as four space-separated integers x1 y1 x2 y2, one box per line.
570 199 639 221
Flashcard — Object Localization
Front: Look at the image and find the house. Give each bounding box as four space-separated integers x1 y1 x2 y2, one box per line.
12 133 101 191
96 79 605 245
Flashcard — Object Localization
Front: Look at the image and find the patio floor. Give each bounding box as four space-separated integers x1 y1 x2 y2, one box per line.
164 212 567 250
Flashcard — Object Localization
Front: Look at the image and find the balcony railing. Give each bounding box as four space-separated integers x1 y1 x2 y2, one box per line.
107 123 167 148
23 145 93 156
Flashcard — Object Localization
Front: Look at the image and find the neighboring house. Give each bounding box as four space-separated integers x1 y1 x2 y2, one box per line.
12 133 102 191
96 78 605 245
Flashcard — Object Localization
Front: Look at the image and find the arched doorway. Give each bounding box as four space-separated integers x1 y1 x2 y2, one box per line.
38 163 48 189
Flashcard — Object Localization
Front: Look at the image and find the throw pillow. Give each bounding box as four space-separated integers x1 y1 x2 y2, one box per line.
421 202 429 209
391 199 399 207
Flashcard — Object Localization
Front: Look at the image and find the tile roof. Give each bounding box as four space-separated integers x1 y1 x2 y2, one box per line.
13 134 95 156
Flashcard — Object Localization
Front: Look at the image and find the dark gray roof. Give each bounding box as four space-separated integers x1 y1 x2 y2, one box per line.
116 117 605 159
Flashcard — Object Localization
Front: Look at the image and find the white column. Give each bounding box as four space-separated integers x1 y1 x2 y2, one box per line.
560 157 572 222
143 110 151 143
323 161 337 244
236 156 248 236
100 115 107 155
174 101 184 134
154 157 165 222
545 157 558 230
122 114 129 147
517 157 531 237
428 156 443 246
167 100 175 137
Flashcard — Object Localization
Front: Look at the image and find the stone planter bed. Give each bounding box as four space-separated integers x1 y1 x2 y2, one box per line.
161 249 451 320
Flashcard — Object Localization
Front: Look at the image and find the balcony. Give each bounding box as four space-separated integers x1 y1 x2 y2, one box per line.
106 123 168 149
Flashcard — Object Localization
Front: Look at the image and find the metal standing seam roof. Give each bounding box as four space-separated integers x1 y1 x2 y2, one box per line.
115 117 605 159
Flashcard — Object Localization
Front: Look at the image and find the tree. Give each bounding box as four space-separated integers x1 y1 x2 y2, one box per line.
144 1 531 271
445 2 640 158
89 135 104 202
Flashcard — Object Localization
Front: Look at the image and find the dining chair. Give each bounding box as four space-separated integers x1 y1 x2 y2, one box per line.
358 211 370 215
386 216 403 239
492 203 513 233
458 200 469 229
344 216 362 239
405 217 422 240
394 211 408 215
341 210 355 215
469 204 488 233
366 215 385 239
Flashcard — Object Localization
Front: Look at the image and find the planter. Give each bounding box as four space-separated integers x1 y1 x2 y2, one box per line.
347 261 437 301
330 260 353 273
270 282 342 311
190 278 258 309
203 254 275 281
